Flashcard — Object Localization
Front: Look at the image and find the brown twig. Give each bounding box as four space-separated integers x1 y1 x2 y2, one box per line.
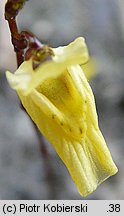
5 0 28 66
5 0 49 156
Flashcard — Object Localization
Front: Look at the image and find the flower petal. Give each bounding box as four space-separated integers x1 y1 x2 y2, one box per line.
16 64 117 197
26 37 89 95
6 37 89 95
6 59 33 92
52 37 89 65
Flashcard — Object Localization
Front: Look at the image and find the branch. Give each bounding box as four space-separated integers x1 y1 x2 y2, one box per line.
4 0 49 156
5 0 28 66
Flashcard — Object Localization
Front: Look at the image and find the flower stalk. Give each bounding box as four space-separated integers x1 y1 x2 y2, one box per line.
5 0 45 67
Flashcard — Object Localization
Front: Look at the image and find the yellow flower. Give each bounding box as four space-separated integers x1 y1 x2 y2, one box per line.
6 37 118 197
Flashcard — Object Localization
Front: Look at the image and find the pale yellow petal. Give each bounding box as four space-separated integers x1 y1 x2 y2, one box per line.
16 65 117 197
6 37 89 95
18 90 117 196
24 37 89 95
52 37 89 65
6 59 33 92
31 69 87 140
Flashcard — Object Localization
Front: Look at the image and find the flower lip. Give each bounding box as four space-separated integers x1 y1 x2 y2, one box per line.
6 37 89 96
26 37 89 95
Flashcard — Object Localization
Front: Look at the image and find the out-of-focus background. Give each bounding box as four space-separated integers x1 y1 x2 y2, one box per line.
0 0 124 199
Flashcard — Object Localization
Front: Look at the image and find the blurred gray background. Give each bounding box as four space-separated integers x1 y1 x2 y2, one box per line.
0 0 124 199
